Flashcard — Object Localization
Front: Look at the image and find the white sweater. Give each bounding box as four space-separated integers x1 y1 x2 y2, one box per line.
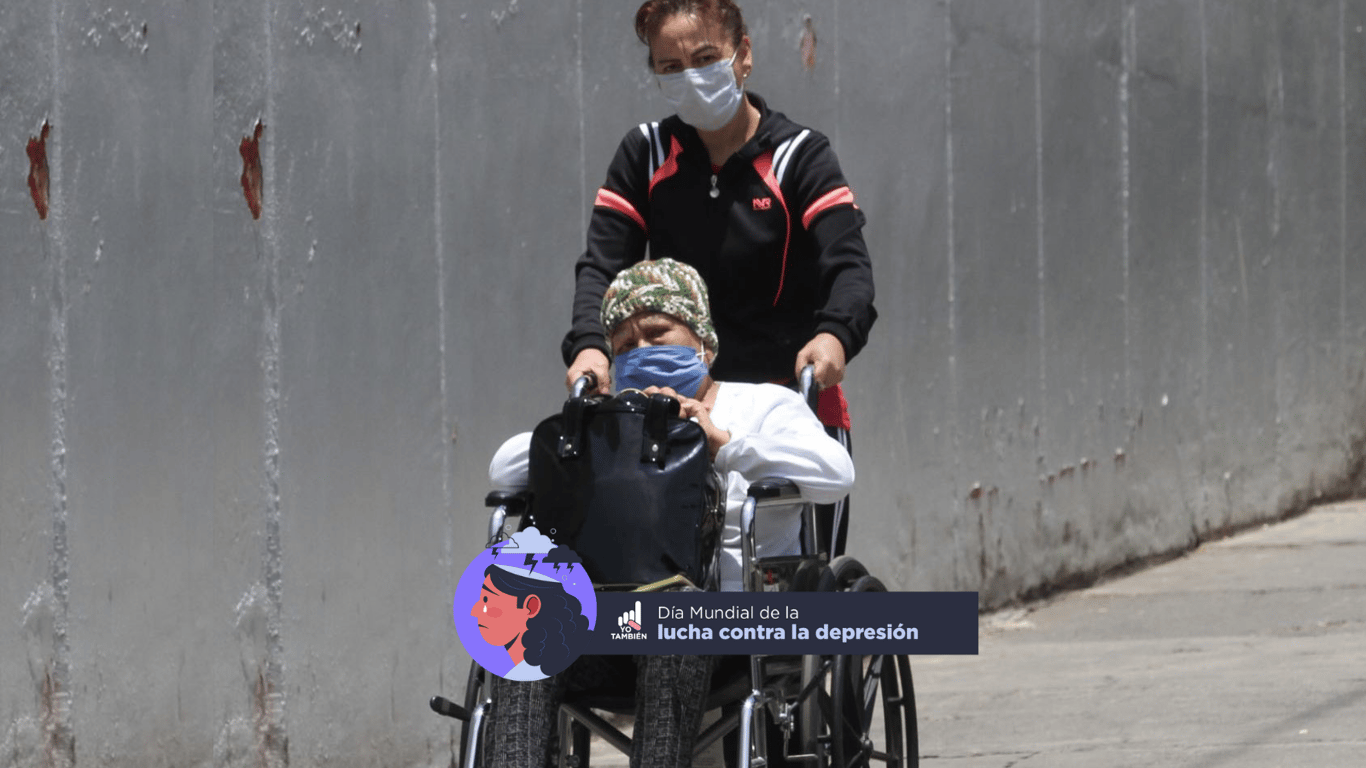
488 382 855 591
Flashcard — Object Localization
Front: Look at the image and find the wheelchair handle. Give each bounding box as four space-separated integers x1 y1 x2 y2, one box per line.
572 372 598 399
798 365 818 414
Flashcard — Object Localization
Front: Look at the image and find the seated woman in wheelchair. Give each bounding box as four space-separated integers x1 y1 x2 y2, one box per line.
491 257 855 592
484 258 854 767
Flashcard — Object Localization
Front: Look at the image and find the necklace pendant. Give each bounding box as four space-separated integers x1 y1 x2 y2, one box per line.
709 173 720 198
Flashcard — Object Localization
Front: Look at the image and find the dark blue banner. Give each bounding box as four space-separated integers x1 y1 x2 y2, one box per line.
581 592 978 655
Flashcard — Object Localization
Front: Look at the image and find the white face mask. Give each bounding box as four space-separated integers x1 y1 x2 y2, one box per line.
657 54 743 132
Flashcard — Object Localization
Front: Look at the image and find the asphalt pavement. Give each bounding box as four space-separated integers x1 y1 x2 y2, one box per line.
914 499 1366 767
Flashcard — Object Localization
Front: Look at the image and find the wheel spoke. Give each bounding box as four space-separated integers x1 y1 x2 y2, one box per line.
859 656 881 730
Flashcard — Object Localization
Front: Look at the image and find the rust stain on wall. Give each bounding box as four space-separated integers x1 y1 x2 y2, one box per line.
26 121 51 220
240 121 265 220
800 16 817 71
254 669 289 768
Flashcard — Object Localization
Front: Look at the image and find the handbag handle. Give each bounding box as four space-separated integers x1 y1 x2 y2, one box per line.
641 393 681 465
557 395 598 459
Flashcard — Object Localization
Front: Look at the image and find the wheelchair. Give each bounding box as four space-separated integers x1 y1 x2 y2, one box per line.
432 368 918 768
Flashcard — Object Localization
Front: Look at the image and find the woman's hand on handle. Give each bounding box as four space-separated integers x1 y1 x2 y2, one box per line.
644 386 731 460
567 348 612 395
795 332 846 391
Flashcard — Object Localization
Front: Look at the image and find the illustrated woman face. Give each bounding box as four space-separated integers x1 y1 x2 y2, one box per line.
471 575 541 649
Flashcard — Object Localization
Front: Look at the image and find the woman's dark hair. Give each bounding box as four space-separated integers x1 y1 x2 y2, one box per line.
485 565 586 677
635 0 748 67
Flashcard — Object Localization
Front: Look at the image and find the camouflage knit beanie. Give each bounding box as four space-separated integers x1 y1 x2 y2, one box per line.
600 258 719 358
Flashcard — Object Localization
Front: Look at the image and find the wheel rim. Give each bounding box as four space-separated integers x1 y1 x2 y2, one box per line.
806 558 917 768
876 656 907 768
831 573 885 768
896 655 918 768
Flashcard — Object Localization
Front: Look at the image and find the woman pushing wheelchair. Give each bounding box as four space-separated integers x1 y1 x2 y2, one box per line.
483 258 854 768
564 0 876 558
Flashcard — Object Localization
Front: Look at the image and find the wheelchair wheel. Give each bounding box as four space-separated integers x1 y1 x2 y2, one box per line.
828 555 869 590
791 558 832 592
811 559 919 768
896 655 919 767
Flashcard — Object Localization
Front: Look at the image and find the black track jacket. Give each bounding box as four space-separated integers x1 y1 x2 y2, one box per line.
562 93 877 384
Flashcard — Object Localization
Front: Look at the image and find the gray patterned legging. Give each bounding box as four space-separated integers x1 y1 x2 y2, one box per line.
485 654 714 768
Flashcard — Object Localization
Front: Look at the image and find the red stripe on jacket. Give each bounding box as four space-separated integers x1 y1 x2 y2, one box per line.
801 185 856 229
649 136 684 198
594 187 646 232
751 150 791 307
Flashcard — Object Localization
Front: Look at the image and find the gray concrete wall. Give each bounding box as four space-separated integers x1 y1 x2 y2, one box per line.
0 1 1361 765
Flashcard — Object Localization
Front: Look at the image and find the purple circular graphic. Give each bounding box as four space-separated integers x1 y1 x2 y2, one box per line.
454 527 597 681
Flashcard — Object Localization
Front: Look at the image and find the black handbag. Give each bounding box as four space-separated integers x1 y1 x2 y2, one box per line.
524 390 723 591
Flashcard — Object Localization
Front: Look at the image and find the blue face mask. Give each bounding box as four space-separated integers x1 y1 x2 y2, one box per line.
613 345 709 397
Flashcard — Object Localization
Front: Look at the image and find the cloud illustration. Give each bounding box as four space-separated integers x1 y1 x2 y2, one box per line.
505 526 556 555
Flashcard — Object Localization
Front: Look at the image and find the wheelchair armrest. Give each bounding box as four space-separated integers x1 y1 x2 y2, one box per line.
484 490 531 511
740 478 818 592
745 477 801 502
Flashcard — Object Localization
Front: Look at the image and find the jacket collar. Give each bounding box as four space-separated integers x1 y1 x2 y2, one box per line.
741 92 807 157
663 92 806 166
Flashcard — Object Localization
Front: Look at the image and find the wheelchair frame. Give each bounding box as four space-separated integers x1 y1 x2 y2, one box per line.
432 369 917 768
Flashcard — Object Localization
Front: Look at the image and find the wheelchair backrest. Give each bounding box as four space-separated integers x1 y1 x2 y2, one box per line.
526 390 723 591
